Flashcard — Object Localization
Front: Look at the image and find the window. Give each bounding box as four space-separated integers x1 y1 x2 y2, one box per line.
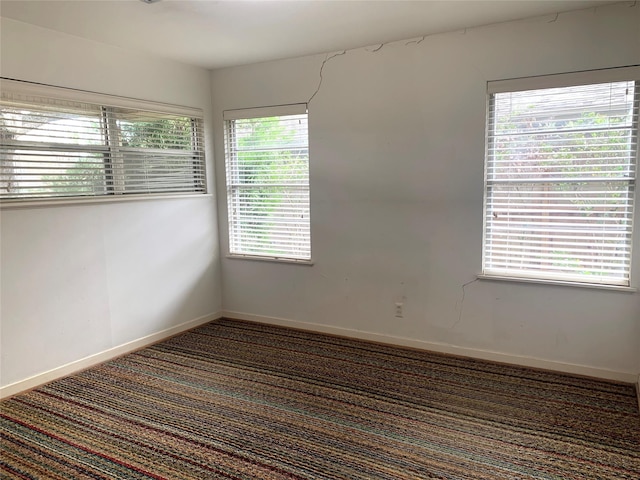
0 79 205 202
483 67 639 287
224 104 311 262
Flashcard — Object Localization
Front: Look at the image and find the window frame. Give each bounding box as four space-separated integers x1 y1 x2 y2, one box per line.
223 103 312 264
0 78 207 206
481 66 640 290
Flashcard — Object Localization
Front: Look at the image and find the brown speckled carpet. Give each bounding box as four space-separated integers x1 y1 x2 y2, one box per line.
2 318 639 479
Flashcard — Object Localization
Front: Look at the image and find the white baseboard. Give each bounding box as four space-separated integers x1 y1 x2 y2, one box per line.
224 310 639 384
0 311 223 399
4 310 636 400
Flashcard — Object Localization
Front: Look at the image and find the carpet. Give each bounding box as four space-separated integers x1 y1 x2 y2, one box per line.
1 318 639 479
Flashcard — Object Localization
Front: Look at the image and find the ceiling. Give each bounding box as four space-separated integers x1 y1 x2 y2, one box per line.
0 0 618 70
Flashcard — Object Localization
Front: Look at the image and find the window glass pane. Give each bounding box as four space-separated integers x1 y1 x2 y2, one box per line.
121 151 205 194
1 83 206 201
483 77 637 286
225 109 310 261
2 150 107 198
494 82 634 135
0 103 104 146
116 110 195 150
486 182 633 281
1 103 107 198
229 186 310 259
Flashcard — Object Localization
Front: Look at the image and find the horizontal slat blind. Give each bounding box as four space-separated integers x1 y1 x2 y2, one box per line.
225 105 310 261
1 81 205 201
483 77 638 286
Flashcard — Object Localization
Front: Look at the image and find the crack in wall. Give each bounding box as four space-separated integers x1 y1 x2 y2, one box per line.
366 43 385 53
452 278 479 330
305 2 627 109
308 51 347 104
405 35 427 46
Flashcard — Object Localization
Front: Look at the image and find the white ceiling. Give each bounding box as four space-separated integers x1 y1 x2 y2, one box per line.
0 0 617 70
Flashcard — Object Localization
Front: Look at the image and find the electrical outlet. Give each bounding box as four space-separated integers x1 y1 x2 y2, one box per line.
395 302 404 318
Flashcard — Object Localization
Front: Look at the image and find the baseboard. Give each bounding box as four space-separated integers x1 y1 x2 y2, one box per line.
223 310 638 384
4 310 636 399
0 311 223 399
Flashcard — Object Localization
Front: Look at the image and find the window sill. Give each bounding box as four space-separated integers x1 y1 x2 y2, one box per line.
477 273 637 293
226 254 314 266
0 193 212 210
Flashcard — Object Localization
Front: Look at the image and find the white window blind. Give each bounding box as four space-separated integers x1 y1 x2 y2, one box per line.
0 79 205 201
224 104 311 261
483 68 639 287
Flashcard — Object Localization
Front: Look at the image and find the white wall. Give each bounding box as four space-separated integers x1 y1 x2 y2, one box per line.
212 3 640 379
1 3 639 391
0 18 222 388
